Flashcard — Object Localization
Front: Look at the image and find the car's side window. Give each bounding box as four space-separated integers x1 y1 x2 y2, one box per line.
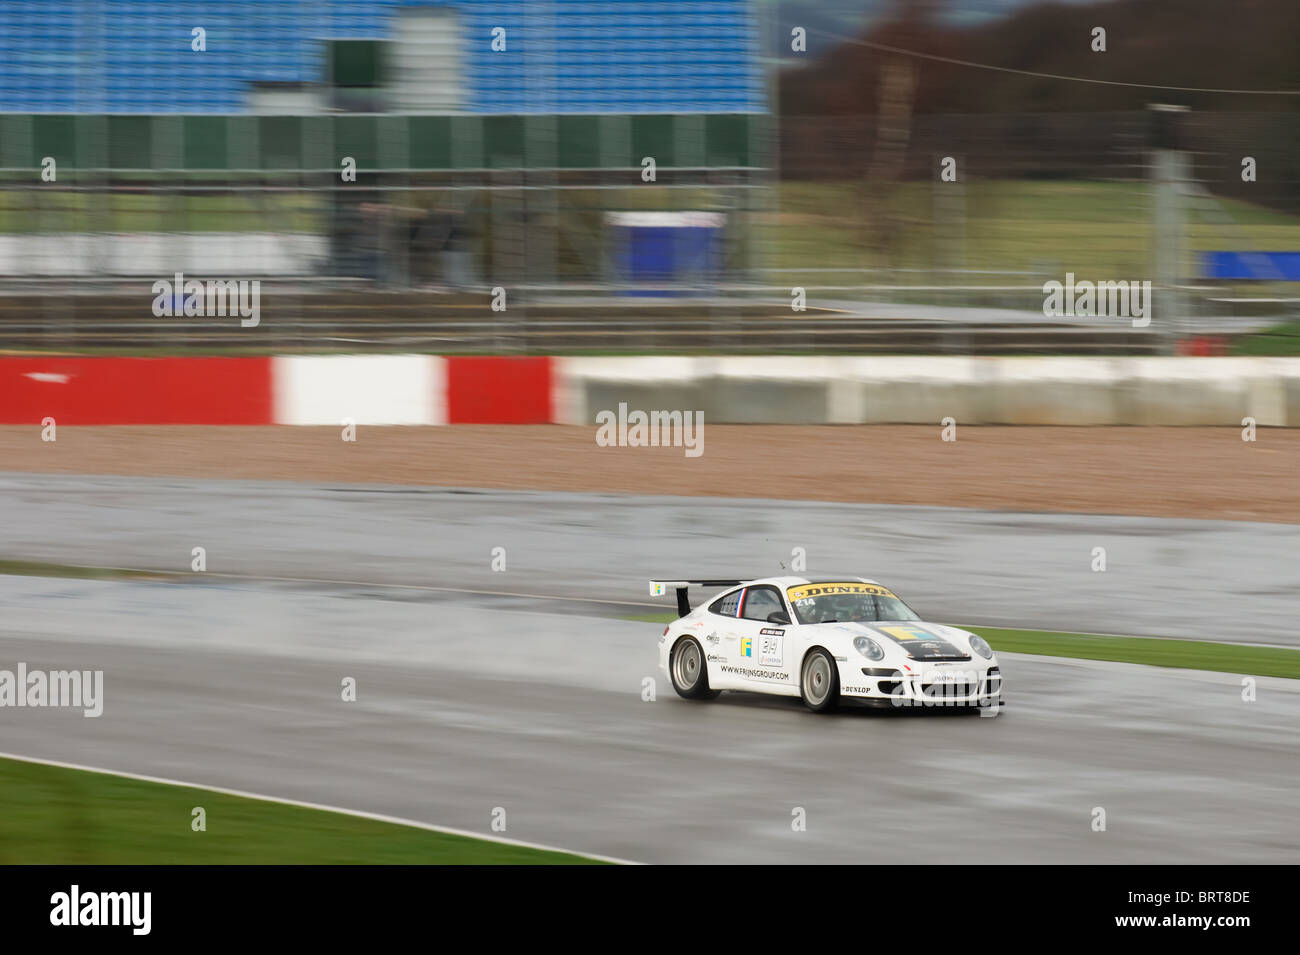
708 590 742 617
740 586 785 622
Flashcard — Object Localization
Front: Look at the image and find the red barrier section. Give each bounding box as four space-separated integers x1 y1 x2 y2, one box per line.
0 357 273 424
445 356 553 424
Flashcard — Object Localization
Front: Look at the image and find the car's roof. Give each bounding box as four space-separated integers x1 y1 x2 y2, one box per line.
738 575 884 589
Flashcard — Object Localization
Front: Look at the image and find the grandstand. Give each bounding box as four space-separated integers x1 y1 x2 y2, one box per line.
0 2 1197 356
0 0 786 351
0 0 764 114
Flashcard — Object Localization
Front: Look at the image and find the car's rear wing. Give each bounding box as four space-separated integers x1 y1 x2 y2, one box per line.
648 579 749 618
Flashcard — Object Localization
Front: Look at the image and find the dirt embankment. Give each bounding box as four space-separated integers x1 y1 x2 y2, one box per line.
2 425 1297 523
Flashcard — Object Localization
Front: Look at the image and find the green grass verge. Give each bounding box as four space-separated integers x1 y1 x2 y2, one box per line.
768 180 1300 279
0 559 177 582
1232 319 1300 356
623 612 677 624
629 614 1300 679
965 627 1300 679
8 180 1300 281
0 757 605 864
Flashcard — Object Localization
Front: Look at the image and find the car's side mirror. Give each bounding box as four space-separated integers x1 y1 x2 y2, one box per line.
767 611 791 625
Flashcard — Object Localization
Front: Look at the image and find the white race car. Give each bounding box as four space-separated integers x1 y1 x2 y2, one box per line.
652 576 1002 713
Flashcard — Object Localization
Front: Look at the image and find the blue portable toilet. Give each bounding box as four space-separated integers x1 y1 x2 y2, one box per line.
606 212 726 296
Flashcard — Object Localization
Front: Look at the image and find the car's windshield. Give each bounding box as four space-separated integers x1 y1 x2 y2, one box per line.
785 582 920 625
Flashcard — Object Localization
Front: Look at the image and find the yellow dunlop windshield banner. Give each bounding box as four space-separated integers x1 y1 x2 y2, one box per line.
786 582 896 602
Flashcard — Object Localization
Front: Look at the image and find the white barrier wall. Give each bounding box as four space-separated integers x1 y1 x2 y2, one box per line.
555 356 1300 426
0 234 328 276
274 355 446 426
31 353 1292 427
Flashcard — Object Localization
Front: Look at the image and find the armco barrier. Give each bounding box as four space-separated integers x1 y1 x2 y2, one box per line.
556 356 1300 427
3 355 1300 427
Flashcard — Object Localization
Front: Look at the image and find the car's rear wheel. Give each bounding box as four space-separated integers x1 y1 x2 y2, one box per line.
800 648 839 713
670 637 719 700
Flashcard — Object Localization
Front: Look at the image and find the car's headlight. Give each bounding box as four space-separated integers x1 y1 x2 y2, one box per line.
854 635 885 661
968 634 994 660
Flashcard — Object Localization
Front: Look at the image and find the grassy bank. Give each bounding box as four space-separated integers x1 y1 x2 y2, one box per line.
0 757 606 864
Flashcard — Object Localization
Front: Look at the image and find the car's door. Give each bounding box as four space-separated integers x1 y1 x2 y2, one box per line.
701 587 746 686
731 585 799 694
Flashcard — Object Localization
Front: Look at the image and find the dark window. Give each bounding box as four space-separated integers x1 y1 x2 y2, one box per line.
709 590 742 617
740 586 785 622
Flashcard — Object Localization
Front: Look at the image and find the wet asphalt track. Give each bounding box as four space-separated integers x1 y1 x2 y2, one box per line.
3 473 1299 644
1 473 1298 863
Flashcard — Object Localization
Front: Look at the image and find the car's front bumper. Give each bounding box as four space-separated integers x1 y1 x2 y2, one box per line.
838 660 1003 710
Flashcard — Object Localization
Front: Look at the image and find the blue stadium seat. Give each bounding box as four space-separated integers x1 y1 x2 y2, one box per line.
0 0 762 114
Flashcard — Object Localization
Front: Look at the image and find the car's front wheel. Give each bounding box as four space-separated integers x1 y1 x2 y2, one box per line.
670 637 720 700
800 648 840 712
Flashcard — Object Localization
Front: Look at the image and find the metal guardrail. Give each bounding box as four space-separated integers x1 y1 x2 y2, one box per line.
0 287 1165 355
0 266 1273 356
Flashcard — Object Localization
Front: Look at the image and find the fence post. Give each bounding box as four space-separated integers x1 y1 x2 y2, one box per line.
1150 104 1189 354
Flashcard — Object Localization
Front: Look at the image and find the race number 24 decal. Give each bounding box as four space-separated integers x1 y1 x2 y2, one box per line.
759 631 783 667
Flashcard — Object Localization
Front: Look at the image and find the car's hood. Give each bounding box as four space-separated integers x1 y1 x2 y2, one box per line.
820 621 978 660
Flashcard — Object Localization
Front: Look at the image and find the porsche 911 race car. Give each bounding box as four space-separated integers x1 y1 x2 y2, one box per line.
651 576 1002 713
